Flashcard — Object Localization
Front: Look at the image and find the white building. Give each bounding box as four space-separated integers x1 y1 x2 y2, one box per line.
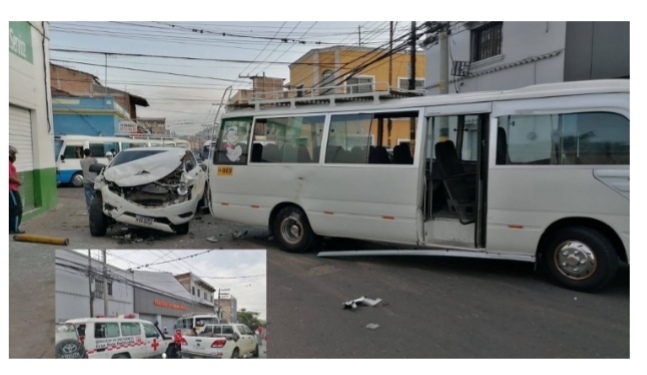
55 250 135 322
8 21 58 219
424 21 629 95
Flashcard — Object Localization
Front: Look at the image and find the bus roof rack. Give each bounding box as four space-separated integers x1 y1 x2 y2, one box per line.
228 82 426 111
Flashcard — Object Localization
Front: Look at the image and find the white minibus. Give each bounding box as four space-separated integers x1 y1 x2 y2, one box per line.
206 80 629 292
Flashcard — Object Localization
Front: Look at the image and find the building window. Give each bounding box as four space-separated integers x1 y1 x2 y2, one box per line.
192 286 195 295
198 289 201 298
346 76 374 94
296 84 305 98
321 70 335 95
471 22 503 62
398 78 425 90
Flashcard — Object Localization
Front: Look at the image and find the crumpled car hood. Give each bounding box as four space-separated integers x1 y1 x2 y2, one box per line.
103 149 190 187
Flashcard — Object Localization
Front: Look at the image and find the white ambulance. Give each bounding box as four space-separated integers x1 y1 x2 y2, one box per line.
65 316 176 359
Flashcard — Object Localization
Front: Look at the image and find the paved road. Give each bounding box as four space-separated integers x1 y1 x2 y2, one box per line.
9 187 630 358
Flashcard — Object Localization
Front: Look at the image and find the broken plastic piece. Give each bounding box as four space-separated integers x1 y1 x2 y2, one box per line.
365 323 380 329
343 296 382 310
233 230 248 239
206 236 219 243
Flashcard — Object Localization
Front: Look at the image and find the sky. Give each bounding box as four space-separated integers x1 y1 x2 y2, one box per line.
48 21 402 136
75 249 267 320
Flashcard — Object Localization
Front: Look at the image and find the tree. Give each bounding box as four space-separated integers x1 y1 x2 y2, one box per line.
237 308 261 331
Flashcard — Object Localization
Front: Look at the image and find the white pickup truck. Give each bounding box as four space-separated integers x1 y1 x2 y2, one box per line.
181 323 259 359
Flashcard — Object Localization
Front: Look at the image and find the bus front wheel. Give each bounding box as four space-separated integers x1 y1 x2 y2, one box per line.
542 226 618 292
70 172 84 187
273 206 317 253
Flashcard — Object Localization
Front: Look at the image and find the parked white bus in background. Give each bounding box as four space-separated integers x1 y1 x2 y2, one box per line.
206 80 629 292
55 135 153 187
174 314 221 335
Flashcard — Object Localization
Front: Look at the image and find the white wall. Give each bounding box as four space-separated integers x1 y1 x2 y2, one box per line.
55 250 135 322
424 22 567 95
8 22 55 171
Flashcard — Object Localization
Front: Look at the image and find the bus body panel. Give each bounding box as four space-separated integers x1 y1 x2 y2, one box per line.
212 163 420 245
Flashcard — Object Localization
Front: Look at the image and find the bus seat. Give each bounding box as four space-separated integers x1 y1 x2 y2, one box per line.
251 143 264 162
393 144 413 164
297 145 312 163
369 146 390 164
496 127 510 165
283 144 298 163
262 144 281 162
350 146 367 163
325 145 343 163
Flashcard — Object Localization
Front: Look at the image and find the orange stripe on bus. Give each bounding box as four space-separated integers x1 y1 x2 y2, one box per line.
221 203 229 206
251 205 259 209
382 216 395 220
508 225 523 229
324 211 334 215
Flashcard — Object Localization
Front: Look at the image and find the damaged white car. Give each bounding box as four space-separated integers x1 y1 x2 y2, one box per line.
89 147 207 236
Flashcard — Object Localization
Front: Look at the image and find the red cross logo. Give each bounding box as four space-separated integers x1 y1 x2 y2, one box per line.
151 338 159 351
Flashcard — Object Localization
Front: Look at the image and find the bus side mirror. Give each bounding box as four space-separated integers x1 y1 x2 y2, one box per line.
61 155 65 162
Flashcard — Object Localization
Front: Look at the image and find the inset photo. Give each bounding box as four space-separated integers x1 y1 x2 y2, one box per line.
55 249 267 359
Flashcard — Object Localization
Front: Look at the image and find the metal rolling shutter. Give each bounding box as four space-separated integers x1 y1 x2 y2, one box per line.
9 105 34 171
9 105 36 210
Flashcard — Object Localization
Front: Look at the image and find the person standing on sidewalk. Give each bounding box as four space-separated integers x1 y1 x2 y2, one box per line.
9 146 25 234
79 148 98 213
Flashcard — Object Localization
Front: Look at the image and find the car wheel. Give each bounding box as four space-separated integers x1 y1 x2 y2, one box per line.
89 196 108 236
174 223 189 235
70 172 84 188
253 344 259 358
272 206 317 253
231 348 240 359
542 226 619 292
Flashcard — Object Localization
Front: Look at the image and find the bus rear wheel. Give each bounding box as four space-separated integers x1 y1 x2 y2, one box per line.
273 206 317 253
542 226 618 292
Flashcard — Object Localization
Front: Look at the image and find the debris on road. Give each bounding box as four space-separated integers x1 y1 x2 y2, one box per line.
112 230 157 244
232 230 248 239
343 296 382 310
365 323 380 329
206 236 219 243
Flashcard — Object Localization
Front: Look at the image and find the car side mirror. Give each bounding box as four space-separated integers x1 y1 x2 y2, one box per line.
200 164 207 172
89 163 105 173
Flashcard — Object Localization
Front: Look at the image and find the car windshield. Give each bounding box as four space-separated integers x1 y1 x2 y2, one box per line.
110 150 166 167
55 323 79 342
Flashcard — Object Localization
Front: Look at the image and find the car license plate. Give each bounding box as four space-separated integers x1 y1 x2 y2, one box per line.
135 215 154 225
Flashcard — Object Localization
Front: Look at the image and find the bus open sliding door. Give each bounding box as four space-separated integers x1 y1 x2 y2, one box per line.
421 102 491 251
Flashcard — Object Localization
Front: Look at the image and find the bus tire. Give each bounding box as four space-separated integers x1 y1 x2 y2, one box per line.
112 353 130 359
89 196 108 236
273 206 317 253
542 226 618 292
70 172 84 187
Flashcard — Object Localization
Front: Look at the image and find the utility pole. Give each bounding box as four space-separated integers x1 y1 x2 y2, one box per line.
358 26 362 46
439 23 449 95
88 250 94 317
409 21 417 90
389 22 394 88
104 54 108 96
103 249 109 316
